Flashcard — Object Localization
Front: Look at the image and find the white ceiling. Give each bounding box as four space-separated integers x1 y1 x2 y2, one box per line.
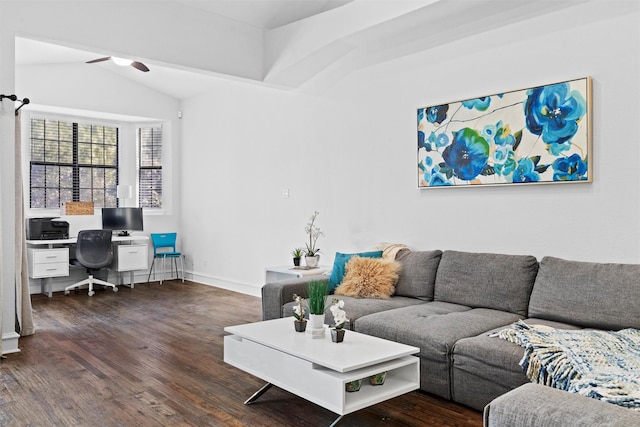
174 0 353 29
15 0 358 99
14 0 583 100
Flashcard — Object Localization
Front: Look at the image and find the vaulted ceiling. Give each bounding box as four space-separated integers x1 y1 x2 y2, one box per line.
14 0 583 99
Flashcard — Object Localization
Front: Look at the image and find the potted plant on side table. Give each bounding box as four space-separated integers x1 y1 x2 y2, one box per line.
306 280 328 338
291 248 304 267
304 211 323 268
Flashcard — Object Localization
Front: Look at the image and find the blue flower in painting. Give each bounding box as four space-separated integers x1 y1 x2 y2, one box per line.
494 121 516 146
552 154 587 181
524 82 586 147
425 157 433 168
482 124 497 143
547 141 571 156
426 104 449 125
429 171 452 186
494 146 517 177
435 133 449 148
442 128 490 181
462 97 491 111
420 158 452 186
418 130 427 150
512 158 540 183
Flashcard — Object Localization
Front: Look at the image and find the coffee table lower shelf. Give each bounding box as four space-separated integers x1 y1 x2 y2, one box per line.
224 333 419 426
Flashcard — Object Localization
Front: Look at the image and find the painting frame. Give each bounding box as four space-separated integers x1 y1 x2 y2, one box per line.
417 77 592 189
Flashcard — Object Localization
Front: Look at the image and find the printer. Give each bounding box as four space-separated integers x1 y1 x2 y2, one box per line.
26 217 70 240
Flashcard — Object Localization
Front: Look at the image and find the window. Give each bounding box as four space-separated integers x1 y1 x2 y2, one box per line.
29 118 119 209
138 126 162 208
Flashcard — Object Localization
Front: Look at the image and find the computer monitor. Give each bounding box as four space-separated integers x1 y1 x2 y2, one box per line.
101 207 144 236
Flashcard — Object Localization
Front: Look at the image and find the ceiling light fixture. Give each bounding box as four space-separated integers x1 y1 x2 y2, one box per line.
111 57 134 67
86 56 150 72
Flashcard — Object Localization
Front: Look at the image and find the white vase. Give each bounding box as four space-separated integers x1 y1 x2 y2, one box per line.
306 255 320 268
306 313 325 339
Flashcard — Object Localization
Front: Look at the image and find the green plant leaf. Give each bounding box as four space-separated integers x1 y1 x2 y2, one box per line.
481 165 495 176
513 130 523 151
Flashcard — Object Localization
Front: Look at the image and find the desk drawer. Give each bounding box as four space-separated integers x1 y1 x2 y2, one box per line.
31 248 68 264
31 262 69 278
28 248 70 279
114 244 148 271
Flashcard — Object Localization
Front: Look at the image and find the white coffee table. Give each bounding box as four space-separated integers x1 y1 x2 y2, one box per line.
224 317 420 426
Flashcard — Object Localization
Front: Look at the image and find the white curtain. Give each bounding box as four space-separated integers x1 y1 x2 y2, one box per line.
15 111 34 336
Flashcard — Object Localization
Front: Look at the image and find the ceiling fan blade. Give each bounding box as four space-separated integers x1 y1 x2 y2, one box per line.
86 57 111 64
131 61 150 72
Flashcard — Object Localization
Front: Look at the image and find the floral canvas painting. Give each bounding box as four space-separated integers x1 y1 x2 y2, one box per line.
418 77 591 188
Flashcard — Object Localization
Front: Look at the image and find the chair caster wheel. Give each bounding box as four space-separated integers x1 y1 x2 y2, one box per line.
88 291 95 297
113 287 118 292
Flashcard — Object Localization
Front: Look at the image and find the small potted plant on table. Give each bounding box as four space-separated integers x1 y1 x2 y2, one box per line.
329 299 348 343
292 294 307 332
306 280 328 338
291 248 304 267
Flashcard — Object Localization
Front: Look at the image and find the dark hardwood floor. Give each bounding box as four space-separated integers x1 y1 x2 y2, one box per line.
0 281 483 426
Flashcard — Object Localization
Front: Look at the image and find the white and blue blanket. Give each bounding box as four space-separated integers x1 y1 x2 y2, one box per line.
497 321 640 410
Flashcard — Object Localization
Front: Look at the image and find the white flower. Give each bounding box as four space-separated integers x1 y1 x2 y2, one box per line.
330 299 347 329
293 294 306 321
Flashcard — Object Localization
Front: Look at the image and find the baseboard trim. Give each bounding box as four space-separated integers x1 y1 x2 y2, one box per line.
2 331 21 355
188 272 261 297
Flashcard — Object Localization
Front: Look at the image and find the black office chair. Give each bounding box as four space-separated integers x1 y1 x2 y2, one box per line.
65 230 118 297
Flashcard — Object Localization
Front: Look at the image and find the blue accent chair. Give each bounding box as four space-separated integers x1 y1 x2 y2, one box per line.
147 232 185 284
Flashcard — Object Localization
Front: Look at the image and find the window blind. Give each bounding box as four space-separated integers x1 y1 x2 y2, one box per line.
29 118 119 209
138 126 162 208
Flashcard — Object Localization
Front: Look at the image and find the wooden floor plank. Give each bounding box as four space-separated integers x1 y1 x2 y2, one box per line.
0 281 483 426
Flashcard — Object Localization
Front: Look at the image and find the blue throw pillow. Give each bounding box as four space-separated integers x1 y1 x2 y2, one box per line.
328 251 384 291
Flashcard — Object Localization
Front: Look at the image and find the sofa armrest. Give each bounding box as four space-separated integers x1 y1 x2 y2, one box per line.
484 383 640 427
261 275 329 321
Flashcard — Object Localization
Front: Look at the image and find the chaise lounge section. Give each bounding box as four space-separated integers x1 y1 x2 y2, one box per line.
261 249 640 424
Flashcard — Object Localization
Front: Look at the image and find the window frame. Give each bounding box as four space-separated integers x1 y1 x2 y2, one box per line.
137 125 163 209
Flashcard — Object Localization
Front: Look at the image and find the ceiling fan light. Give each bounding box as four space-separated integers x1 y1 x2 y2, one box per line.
112 57 133 67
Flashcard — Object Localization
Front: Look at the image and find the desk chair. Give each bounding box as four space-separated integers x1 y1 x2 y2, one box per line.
147 232 185 284
65 230 118 297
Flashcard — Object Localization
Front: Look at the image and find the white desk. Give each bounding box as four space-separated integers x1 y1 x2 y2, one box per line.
27 235 149 297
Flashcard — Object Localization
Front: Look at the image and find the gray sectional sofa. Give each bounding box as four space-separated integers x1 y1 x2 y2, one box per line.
261 249 640 425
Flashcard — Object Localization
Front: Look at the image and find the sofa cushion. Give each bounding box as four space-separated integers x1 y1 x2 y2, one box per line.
452 318 581 410
327 251 383 291
282 294 425 330
434 250 539 316
334 257 401 299
394 250 442 300
529 256 640 330
484 383 640 427
355 302 521 399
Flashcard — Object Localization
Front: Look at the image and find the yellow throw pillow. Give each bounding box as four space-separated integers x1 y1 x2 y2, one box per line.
334 256 401 299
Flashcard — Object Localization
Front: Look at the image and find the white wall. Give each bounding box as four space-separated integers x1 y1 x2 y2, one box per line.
181 1 640 296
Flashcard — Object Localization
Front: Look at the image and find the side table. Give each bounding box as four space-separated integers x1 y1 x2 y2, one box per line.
265 265 330 282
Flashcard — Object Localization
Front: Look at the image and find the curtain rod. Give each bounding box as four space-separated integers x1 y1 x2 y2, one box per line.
0 94 30 115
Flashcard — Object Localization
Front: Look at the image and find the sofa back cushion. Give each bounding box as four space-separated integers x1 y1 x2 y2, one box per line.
434 250 539 316
394 250 442 300
529 256 640 329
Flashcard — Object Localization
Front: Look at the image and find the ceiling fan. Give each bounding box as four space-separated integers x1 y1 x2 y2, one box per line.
86 56 150 72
